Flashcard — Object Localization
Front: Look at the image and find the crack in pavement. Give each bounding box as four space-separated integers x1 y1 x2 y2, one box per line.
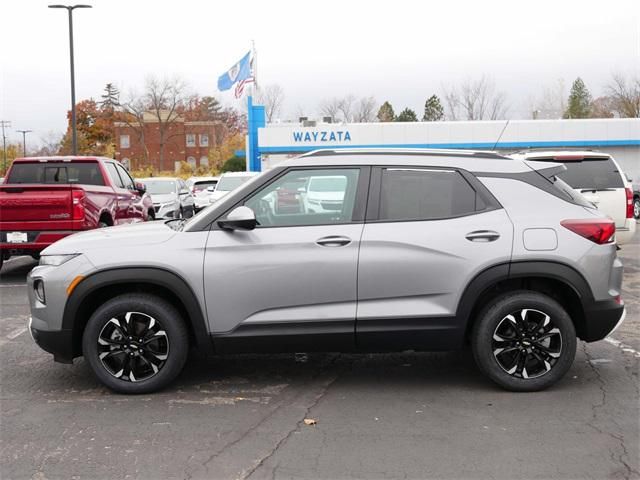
241 371 341 480
182 355 345 480
582 343 640 480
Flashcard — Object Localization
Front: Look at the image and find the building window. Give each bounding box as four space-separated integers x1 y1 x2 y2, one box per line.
199 134 209 147
120 134 130 149
186 133 196 147
187 156 196 168
200 156 209 167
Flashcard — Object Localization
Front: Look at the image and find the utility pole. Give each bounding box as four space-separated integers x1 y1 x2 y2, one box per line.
1 120 10 174
16 129 33 156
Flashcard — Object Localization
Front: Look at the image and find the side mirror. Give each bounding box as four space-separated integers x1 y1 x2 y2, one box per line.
218 206 257 231
135 182 146 195
207 185 215 192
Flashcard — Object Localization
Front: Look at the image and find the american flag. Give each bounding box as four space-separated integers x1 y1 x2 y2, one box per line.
234 76 255 99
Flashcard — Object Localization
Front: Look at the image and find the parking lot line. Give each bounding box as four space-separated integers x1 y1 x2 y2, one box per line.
6 327 27 340
605 337 640 358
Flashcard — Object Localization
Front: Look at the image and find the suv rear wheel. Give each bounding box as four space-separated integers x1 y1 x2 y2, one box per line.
82 293 189 394
472 291 576 391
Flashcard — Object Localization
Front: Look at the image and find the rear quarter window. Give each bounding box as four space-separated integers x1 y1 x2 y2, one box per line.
7 162 105 185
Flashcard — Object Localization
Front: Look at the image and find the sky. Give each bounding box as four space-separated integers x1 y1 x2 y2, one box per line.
1 0 639 148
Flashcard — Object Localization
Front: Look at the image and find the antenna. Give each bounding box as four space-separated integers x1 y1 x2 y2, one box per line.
492 120 510 151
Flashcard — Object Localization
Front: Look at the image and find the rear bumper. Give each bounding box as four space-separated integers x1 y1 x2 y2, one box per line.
616 220 636 245
0 231 74 256
581 299 626 342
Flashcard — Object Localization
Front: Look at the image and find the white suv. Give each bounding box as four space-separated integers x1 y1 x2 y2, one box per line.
510 151 636 245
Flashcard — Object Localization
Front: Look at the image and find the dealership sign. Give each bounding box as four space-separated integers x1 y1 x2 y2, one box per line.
292 130 352 142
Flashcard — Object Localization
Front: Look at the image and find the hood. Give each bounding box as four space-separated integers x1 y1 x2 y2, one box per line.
42 221 177 255
150 193 177 204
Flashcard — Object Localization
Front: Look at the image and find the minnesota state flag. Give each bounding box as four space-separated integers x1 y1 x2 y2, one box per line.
218 51 254 97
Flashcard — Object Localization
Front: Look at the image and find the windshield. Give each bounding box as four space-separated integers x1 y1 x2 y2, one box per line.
216 176 252 192
308 176 348 192
144 180 176 195
194 180 217 191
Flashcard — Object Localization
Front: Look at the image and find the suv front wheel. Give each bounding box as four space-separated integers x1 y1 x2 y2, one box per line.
82 293 189 394
472 291 576 391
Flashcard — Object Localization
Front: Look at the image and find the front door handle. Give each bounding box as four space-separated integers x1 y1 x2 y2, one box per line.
316 235 352 247
465 230 500 242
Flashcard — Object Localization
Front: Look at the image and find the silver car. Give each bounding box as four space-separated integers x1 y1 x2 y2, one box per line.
139 177 195 219
27 149 625 393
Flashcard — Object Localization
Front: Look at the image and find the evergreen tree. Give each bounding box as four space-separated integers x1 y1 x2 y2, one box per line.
376 101 395 122
422 94 445 121
99 83 120 111
395 108 418 122
563 77 592 119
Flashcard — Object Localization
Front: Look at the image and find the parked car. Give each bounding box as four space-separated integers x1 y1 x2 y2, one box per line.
186 176 219 212
138 177 195 219
632 181 640 220
27 149 625 394
0 156 151 270
208 171 258 204
303 175 348 213
509 151 636 244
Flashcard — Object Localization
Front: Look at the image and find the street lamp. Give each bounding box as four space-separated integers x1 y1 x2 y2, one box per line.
16 130 33 156
49 4 92 156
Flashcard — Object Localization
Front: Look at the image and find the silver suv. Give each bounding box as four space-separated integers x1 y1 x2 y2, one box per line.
27 149 626 393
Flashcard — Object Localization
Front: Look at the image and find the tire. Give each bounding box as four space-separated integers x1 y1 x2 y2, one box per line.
634 197 640 220
98 221 109 228
178 207 184 219
471 290 576 392
82 293 189 394
186 206 194 218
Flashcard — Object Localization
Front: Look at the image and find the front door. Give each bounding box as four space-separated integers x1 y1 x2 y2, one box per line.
203 167 369 353
356 167 513 351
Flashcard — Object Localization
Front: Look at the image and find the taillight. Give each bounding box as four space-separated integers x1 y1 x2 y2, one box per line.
625 187 633 219
71 189 86 220
561 219 615 244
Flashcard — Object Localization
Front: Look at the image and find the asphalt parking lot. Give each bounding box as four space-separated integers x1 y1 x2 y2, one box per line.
1 231 639 480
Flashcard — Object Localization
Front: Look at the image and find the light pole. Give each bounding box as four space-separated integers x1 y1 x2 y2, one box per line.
16 130 32 156
0 120 10 174
48 4 92 156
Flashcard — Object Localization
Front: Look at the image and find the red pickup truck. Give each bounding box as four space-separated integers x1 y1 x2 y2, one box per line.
0 156 154 269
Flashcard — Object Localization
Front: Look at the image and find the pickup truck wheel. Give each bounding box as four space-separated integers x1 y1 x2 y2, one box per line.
98 221 109 228
471 291 576 392
634 197 640 220
82 293 189 394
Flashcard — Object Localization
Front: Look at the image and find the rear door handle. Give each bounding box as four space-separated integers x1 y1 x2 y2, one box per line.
316 235 352 247
465 230 500 242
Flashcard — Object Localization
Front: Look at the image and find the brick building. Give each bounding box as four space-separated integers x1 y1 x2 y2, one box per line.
114 111 224 171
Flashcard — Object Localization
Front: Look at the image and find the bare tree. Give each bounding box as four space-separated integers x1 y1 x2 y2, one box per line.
144 76 188 170
443 76 509 120
337 95 356 122
353 96 377 122
318 97 342 121
28 132 63 156
530 79 566 119
255 84 285 123
607 73 640 118
120 91 150 165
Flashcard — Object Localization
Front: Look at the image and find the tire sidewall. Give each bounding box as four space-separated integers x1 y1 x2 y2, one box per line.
634 198 640 220
472 291 577 392
82 294 189 394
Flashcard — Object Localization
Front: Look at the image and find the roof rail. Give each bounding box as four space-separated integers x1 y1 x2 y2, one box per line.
300 148 509 160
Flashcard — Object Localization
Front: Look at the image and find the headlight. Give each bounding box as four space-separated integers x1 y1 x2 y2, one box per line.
39 254 79 266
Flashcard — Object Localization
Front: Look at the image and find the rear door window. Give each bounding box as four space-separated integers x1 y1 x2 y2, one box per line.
105 163 125 188
378 168 480 221
7 162 104 185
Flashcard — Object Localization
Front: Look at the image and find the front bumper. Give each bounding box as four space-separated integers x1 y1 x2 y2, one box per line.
29 317 74 364
581 299 626 342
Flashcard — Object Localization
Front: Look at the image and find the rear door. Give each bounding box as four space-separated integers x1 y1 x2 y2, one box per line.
356 166 513 351
532 156 626 227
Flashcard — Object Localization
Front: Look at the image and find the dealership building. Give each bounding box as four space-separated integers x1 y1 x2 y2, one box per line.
246 103 640 180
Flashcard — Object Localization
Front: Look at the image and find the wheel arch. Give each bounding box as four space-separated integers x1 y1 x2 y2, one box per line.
98 210 114 226
63 267 212 358
458 261 594 341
